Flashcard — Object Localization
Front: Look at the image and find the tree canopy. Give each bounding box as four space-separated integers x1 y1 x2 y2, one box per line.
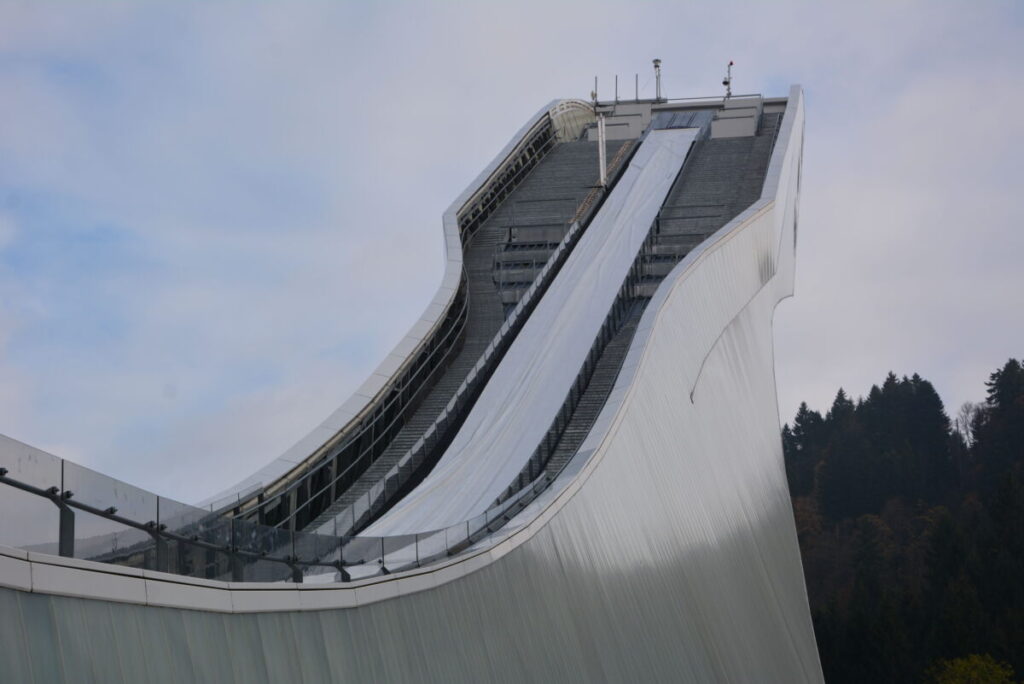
783 359 1024 683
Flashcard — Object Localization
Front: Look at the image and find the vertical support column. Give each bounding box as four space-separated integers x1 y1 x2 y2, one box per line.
598 114 607 188
58 502 75 558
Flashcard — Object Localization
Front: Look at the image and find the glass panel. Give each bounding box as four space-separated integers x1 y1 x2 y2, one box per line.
415 530 448 566
206 482 262 514
341 536 382 568
0 487 59 551
302 563 340 582
172 540 231 581
352 492 369 526
382 534 418 572
0 434 62 490
157 496 210 537
295 528 340 567
444 523 468 554
73 509 151 569
63 461 158 525
466 511 489 544
241 558 290 583
368 481 384 508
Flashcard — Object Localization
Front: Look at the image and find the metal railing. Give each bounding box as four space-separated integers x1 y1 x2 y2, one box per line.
0 107 655 583
0 442 555 583
216 114 563 531
311 152 638 539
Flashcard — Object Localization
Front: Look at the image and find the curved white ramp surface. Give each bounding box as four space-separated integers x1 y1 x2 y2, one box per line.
367 128 697 534
0 88 821 683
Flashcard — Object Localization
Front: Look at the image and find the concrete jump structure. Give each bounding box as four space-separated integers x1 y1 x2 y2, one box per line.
0 86 821 682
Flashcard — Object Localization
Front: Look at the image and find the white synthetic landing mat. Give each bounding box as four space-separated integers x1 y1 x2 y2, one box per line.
366 128 697 535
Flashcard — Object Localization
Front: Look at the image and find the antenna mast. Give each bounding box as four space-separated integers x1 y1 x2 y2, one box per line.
653 58 663 102
722 60 733 100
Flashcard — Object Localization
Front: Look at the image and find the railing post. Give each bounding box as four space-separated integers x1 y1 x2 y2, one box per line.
146 522 168 573
288 559 303 584
178 540 188 577
379 537 390 575
58 500 75 558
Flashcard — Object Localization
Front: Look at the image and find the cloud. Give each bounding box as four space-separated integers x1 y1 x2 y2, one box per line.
0 213 15 250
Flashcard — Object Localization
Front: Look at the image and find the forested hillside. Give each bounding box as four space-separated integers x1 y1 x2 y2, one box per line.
783 359 1024 683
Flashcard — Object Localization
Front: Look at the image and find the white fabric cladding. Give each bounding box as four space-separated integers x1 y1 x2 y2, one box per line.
366 127 698 535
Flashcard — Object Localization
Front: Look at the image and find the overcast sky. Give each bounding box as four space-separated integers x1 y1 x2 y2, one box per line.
1 2 1022 503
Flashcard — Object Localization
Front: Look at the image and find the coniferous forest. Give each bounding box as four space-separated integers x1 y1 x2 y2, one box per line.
783 359 1024 684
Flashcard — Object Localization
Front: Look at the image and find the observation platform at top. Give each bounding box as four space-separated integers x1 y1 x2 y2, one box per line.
589 92 788 141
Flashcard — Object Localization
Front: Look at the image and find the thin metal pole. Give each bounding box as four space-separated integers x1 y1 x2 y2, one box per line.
635 74 639 102
653 58 662 102
598 115 607 187
58 503 74 558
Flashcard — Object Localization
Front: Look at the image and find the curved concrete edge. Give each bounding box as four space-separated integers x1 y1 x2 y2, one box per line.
200 99 580 506
0 540 490 614
575 85 804 467
467 86 805 554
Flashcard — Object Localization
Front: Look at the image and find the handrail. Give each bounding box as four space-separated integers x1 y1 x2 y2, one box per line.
223 111 562 526
242 102 601 530
254 278 471 525
312 139 639 539
0 469 339 583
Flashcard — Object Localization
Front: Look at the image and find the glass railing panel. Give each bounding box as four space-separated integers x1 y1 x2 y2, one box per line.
62 460 158 525
341 536 383 569
0 437 62 550
302 564 341 582
240 558 291 583
444 521 469 554
352 492 369 527
207 482 263 514
231 515 288 558
382 534 418 572
157 496 210 536
0 437 62 490
415 530 447 566
0 487 58 552
192 512 232 550
72 509 152 569
293 527 340 567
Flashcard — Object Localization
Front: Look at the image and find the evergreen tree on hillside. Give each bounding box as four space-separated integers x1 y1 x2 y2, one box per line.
974 359 1024 475
782 359 1024 682
783 402 823 497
